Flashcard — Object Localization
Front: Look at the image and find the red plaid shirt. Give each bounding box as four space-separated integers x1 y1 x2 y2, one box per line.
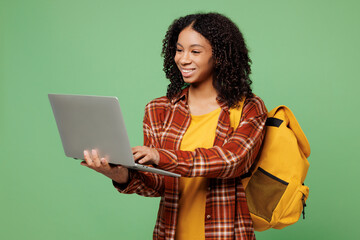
114 88 267 240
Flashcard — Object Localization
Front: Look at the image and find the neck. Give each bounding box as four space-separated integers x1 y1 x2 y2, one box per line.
188 80 218 103
187 81 220 115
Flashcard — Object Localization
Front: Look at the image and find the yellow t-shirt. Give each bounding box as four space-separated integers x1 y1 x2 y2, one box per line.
175 105 243 240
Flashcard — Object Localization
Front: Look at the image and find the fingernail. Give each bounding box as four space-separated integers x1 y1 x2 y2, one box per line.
84 150 87 156
92 149 96 155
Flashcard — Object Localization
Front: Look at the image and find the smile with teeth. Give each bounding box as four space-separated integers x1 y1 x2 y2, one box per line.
179 67 196 78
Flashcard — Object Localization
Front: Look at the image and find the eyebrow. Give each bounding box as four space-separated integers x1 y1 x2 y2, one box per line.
176 43 205 48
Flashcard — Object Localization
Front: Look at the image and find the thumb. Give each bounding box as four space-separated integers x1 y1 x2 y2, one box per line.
80 161 88 167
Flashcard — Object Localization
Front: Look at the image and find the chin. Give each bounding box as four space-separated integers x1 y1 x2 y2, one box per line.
182 75 200 84
182 78 194 84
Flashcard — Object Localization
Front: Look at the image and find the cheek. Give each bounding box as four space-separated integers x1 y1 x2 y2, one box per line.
198 58 214 72
174 53 180 65
203 57 214 72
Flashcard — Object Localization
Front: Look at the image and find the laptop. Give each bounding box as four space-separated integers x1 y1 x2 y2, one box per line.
48 93 180 178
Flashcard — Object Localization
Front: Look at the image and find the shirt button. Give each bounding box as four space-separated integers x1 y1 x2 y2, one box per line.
206 215 211 220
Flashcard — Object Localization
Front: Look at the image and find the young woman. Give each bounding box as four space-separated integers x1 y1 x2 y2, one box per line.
81 13 267 240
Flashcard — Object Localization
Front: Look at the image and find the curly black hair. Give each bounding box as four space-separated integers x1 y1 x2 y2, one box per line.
162 12 253 108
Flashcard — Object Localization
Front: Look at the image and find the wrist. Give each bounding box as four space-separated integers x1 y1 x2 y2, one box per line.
154 149 160 165
109 167 129 184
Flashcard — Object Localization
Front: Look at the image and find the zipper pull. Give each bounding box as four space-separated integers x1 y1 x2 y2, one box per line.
302 194 307 219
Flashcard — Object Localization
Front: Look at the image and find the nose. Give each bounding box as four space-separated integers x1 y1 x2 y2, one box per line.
179 52 191 65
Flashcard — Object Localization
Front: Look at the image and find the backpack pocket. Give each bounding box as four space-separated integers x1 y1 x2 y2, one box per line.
245 167 288 223
274 184 309 228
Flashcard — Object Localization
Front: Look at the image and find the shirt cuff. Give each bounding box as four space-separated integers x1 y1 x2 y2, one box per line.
112 169 137 191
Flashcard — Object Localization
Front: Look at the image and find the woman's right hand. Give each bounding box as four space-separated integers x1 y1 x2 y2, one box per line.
81 149 129 184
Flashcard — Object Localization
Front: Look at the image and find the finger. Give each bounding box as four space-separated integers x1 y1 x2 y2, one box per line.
91 149 101 167
116 165 125 170
100 157 107 165
131 146 142 154
133 152 140 161
133 151 147 162
138 155 151 165
84 150 93 165
100 158 111 170
80 161 89 167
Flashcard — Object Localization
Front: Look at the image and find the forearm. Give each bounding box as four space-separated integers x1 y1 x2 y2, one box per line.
156 113 267 178
157 136 264 178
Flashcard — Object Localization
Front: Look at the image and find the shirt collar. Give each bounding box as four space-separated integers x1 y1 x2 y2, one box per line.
170 87 189 105
170 87 229 111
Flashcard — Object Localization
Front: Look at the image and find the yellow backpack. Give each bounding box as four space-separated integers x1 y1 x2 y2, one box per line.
241 105 310 231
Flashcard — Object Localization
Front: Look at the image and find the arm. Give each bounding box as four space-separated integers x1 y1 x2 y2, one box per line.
155 96 267 178
81 146 164 197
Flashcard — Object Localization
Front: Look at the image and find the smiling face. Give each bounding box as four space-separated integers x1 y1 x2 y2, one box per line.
174 26 214 87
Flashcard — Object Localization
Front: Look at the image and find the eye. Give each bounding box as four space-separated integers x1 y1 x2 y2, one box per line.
192 50 200 54
176 48 183 52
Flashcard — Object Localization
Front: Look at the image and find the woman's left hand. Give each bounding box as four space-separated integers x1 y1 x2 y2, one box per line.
132 146 160 165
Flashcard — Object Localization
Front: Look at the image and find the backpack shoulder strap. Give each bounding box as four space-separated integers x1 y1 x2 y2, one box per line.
269 105 311 158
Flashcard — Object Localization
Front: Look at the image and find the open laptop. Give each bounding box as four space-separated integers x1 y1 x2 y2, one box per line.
48 93 180 178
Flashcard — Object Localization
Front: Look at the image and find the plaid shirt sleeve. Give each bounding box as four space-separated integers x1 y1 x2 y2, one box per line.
156 96 267 178
112 170 164 197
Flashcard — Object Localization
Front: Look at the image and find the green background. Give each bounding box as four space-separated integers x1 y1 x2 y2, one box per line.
1 0 359 239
